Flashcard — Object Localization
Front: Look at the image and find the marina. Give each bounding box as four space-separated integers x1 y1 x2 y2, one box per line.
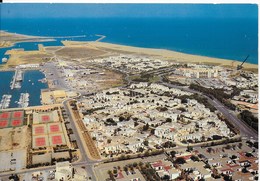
17 93 29 108
0 70 48 108
0 95 12 109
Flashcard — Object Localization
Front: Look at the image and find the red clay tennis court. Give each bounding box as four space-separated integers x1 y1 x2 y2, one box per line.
0 112 10 120
34 126 45 134
41 115 50 123
50 124 60 133
12 111 23 118
35 137 46 147
0 120 8 128
11 119 23 127
51 135 63 145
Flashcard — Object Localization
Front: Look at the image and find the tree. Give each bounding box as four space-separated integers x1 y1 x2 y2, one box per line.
138 147 144 153
212 135 222 140
113 169 118 176
144 151 150 157
166 118 172 122
134 122 139 127
187 145 193 152
107 170 112 175
170 150 177 158
190 155 200 162
204 163 211 169
119 116 125 122
138 162 144 168
162 175 170 180
119 154 126 160
143 140 149 146
133 162 138 167
107 139 112 144
143 123 149 131
123 166 128 172
174 157 186 164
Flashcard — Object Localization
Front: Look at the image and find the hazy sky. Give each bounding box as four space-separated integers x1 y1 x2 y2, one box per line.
0 4 258 19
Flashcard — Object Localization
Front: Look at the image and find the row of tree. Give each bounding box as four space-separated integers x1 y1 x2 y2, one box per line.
189 83 236 110
239 110 258 131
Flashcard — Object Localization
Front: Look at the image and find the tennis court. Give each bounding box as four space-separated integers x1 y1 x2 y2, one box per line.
51 135 63 145
41 115 50 123
12 111 23 118
0 112 10 120
49 124 60 133
11 119 23 127
0 120 8 128
35 137 46 147
34 125 46 135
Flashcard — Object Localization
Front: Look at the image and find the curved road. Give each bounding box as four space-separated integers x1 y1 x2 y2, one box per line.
161 82 258 140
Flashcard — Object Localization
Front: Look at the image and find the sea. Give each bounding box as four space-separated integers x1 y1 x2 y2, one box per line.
0 17 258 64
0 17 258 108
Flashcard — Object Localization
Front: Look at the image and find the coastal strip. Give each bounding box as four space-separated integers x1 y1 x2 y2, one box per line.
87 41 258 70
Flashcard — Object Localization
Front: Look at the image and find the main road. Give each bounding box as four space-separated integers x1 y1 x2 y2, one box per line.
63 99 100 181
161 82 258 140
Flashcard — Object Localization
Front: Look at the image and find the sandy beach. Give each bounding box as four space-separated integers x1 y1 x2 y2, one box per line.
0 30 56 48
0 31 258 72
83 41 258 70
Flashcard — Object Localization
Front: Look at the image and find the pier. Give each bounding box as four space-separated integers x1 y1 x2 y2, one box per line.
0 95 12 109
95 34 106 42
10 69 23 90
17 93 29 108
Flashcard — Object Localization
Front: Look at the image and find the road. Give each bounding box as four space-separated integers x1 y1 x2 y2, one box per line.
161 82 258 140
63 99 99 181
42 60 70 90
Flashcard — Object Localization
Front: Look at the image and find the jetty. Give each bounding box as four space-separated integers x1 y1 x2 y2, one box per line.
95 34 106 42
0 95 12 109
10 69 23 89
17 93 29 108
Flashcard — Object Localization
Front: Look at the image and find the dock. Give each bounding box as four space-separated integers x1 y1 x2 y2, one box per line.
17 93 29 108
95 34 106 42
0 95 12 109
10 69 23 89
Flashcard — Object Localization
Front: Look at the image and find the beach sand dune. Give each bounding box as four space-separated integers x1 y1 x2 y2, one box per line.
62 41 257 71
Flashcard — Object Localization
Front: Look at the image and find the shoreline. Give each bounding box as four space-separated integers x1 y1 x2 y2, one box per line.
83 41 258 70
1 30 258 71
0 30 86 48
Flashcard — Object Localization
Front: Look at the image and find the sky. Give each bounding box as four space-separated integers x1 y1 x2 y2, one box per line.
0 4 258 19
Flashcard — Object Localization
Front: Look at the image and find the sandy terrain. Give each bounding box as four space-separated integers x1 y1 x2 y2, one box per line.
83 41 257 70
0 49 52 69
60 41 259 71
0 30 54 48
55 46 107 59
0 126 29 151
0 34 257 72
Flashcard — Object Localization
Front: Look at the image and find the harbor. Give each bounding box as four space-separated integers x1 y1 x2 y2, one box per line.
0 70 48 109
0 95 12 109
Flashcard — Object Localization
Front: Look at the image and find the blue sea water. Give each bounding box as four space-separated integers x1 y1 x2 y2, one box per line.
0 70 48 108
0 17 258 108
0 17 258 64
